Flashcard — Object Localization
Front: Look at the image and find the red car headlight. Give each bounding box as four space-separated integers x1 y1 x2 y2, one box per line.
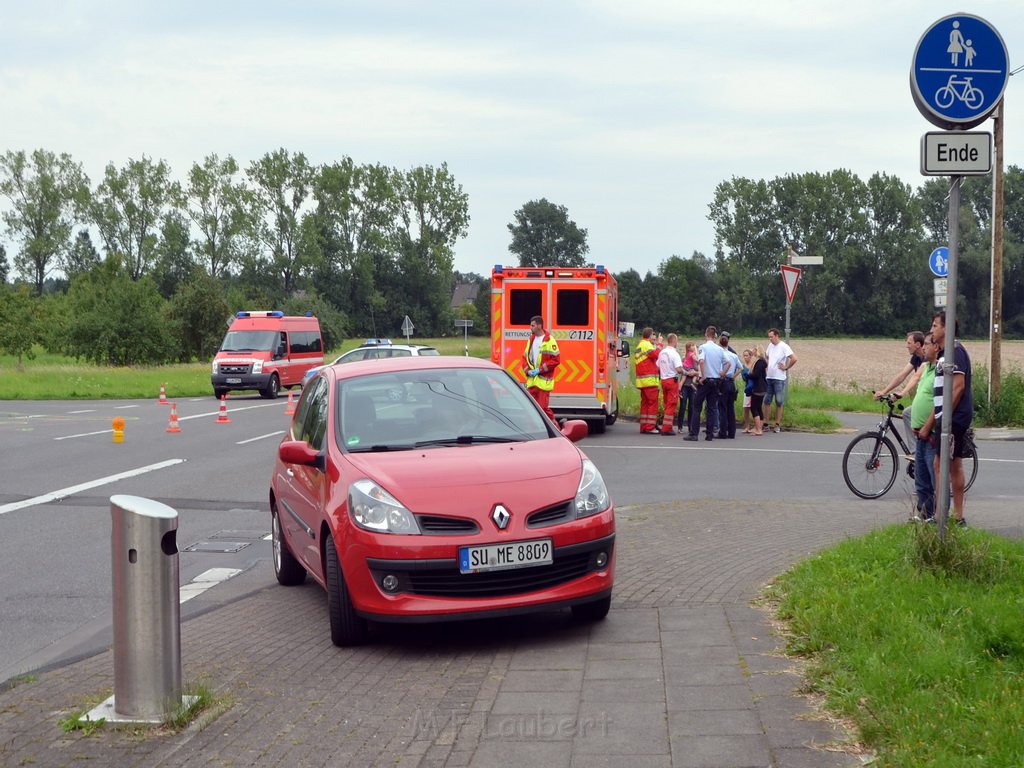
575 459 611 517
349 479 421 534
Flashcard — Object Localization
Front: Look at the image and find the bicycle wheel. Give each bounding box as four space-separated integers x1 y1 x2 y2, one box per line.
935 86 955 109
843 431 899 499
964 88 984 110
964 441 979 492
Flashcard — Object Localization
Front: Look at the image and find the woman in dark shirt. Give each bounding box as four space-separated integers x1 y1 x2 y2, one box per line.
748 346 768 435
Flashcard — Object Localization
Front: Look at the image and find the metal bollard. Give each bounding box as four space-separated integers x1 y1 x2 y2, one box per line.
110 494 182 721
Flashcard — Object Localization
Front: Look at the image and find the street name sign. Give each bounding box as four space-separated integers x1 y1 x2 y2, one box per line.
920 131 992 175
911 14 1008 129
929 247 949 277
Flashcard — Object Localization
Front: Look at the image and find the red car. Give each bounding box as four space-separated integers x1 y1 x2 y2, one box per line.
270 356 615 645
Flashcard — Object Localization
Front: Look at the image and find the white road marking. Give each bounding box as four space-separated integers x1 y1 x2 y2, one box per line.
237 431 285 445
0 459 186 516
179 567 242 603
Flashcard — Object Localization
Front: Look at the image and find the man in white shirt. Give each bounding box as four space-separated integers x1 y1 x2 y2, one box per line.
656 333 684 435
764 328 797 433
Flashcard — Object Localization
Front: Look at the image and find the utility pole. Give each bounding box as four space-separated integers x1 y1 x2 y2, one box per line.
989 100 1004 403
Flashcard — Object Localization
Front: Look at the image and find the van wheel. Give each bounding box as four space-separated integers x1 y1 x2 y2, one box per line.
260 374 280 399
606 405 618 426
214 388 229 400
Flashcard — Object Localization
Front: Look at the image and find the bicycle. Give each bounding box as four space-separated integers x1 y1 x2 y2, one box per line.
934 75 984 110
842 394 978 499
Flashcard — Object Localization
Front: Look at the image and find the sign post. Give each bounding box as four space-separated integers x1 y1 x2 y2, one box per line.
911 14 1008 536
454 319 473 356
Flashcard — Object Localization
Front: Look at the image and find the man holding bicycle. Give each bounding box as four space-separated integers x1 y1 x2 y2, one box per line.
874 331 926 452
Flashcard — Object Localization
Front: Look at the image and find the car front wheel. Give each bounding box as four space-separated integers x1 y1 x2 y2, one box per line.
325 536 368 646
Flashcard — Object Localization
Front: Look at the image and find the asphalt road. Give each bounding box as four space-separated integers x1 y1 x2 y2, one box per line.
1 397 1021 685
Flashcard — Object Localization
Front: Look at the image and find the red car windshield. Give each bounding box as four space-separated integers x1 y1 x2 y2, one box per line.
336 368 551 452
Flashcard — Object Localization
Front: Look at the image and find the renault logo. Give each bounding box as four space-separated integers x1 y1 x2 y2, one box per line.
491 504 511 530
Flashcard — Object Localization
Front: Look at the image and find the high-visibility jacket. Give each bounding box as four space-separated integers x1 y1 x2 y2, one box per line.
522 333 560 392
633 338 661 389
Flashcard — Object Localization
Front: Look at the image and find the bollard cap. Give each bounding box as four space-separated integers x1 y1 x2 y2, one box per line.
110 495 178 520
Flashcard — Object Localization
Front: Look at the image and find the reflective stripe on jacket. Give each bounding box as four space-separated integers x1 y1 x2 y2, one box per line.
523 333 560 392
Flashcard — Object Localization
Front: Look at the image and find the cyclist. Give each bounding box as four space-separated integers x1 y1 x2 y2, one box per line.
873 331 926 452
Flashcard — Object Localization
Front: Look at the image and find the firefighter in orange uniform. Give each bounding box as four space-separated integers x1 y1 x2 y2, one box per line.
522 314 560 422
634 327 662 433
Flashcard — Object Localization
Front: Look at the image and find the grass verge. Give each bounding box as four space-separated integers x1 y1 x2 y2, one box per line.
767 524 1024 767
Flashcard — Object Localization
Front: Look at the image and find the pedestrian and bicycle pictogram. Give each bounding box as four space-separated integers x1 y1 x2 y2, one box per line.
911 14 1008 129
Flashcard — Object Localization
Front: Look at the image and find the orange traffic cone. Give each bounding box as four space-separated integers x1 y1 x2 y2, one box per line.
158 384 169 405
216 395 231 424
166 403 182 433
284 389 296 415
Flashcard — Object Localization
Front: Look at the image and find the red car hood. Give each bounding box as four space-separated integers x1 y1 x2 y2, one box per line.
344 438 586 513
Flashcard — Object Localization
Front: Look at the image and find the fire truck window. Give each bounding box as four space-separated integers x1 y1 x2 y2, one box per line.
509 289 542 326
556 289 589 326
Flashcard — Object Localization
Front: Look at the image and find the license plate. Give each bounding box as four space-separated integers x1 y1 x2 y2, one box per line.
226 377 242 384
459 538 553 574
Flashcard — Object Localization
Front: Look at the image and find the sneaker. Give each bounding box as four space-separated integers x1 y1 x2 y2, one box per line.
773 425 781 433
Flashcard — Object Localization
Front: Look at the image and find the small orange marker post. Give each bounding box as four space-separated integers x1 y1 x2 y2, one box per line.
112 416 125 444
166 403 182 433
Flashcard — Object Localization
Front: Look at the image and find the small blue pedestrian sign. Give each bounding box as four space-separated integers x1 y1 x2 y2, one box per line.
911 14 1009 129
929 247 949 278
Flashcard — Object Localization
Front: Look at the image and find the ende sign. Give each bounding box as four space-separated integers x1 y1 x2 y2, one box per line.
920 131 992 175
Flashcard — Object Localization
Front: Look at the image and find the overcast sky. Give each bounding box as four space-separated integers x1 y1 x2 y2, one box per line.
1 1 1020 279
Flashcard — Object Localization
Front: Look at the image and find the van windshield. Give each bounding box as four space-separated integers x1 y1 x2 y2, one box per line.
219 330 279 353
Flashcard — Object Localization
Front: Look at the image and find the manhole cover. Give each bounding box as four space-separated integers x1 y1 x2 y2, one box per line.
182 541 252 553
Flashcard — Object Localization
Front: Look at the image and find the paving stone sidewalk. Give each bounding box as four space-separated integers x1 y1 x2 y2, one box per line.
3 497 1022 768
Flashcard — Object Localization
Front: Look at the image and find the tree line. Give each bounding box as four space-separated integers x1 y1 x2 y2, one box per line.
0 148 471 364
2 150 1021 368
615 168 1024 341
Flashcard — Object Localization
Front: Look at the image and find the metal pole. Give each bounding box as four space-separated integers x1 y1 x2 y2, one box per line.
937 176 961 538
784 245 792 343
990 100 1004 403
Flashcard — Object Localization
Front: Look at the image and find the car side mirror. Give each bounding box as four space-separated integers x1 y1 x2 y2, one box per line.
560 419 589 443
279 440 325 471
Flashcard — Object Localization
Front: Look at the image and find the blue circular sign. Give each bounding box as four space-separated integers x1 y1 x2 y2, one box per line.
911 14 1009 129
929 247 949 277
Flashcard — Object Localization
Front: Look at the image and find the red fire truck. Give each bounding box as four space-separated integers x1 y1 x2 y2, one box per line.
490 265 625 433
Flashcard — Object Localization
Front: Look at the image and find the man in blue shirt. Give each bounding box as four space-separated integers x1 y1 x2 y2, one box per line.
684 326 726 442
918 310 972 527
